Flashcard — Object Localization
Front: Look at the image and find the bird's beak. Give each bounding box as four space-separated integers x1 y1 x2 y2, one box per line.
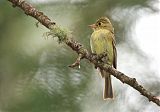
88 24 96 29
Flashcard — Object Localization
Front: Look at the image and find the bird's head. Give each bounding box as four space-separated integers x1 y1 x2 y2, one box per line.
89 17 114 32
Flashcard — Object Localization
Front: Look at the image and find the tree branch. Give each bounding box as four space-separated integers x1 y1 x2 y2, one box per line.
69 53 84 68
8 0 160 106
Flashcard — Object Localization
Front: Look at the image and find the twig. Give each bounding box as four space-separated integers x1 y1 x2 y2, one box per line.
7 0 160 106
69 54 84 68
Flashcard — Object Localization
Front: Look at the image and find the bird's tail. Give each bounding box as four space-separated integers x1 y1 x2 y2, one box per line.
103 72 113 99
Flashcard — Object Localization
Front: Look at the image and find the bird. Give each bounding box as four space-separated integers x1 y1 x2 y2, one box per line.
89 17 117 99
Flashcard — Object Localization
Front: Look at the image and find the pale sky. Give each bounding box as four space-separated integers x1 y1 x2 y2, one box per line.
134 1 160 77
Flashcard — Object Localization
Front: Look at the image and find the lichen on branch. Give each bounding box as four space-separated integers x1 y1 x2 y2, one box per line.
44 25 70 44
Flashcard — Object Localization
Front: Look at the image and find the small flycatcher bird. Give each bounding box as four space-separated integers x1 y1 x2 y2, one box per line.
89 17 117 99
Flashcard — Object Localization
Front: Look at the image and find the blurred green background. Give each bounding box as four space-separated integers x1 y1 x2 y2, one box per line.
0 0 160 112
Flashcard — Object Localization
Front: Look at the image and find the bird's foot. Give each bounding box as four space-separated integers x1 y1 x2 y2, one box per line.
97 52 108 63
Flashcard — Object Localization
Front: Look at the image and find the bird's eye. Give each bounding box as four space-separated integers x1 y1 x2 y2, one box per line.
98 22 101 26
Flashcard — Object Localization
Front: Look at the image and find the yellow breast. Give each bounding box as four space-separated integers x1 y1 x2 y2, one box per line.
90 29 114 65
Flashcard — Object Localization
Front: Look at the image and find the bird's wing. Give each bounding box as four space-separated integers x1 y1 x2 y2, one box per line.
112 34 117 69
